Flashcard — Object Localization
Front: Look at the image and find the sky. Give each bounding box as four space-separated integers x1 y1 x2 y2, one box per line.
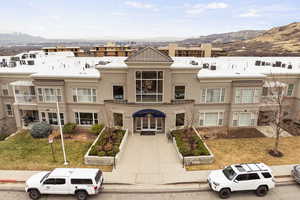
0 0 299 39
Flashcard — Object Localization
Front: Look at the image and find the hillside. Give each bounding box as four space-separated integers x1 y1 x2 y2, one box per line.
0 33 47 45
181 30 264 44
216 22 300 56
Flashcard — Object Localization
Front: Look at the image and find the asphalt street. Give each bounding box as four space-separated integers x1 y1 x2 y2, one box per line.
1 185 300 200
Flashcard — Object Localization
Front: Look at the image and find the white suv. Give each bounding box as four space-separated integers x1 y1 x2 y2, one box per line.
207 163 275 199
25 168 104 200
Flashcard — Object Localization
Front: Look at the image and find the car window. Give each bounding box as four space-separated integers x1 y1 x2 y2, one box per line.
248 173 260 180
43 178 56 185
71 179 93 184
222 166 237 180
95 170 102 183
262 172 272 178
236 174 248 181
55 178 66 185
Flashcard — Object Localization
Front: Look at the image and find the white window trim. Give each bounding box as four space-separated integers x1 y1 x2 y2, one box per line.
201 88 225 104
199 111 224 127
174 85 186 100
135 70 164 103
232 111 257 127
72 88 96 103
175 112 185 128
113 112 124 128
112 84 125 100
75 112 99 126
1 84 10 96
5 104 14 117
287 84 294 96
235 88 261 104
39 111 64 125
37 87 62 103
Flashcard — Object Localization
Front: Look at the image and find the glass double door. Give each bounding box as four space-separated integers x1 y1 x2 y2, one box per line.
136 115 163 131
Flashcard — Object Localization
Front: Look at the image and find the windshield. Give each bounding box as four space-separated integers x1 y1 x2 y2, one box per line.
40 172 50 183
222 166 237 180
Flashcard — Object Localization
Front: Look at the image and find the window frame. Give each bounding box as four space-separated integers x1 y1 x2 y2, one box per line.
201 88 225 103
1 84 9 96
135 70 164 103
232 112 256 127
199 111 224 127
175 113 185 127
112 85 124 100
5 104 13 117
287 84 294 96
174 85 185 100
113 113 123 127
235 88 261 104
37 87 62 103
72 88 96 103
75 112 99 126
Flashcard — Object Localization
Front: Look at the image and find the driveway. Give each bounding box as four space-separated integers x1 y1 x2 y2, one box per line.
112 134 186 184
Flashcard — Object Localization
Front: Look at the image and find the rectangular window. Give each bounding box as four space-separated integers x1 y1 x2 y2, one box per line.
136 71 163 102
71 179 93 184
37 88 62 103
199 112 224 127
174 86 185 100
41 112 46 122
72 88 96 103
176 113 185 127
2 84 9 96
232 112 256 127
201 88 225 103
113 86 124 100
5 104 13 117
235 88 261 104
113 113 123 127
75 112 98 125
287 84 294 96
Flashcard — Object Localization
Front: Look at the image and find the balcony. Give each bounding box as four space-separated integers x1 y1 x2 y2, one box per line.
104 99 194 105
15 94 37 104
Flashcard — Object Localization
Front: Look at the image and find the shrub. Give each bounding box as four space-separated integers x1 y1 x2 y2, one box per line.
90 124 104 135
62 123 77 134
97 151 106 157
31 122 51 138
106 150 114 156
112 145 120 154
89 146 98 156
0 133 9 141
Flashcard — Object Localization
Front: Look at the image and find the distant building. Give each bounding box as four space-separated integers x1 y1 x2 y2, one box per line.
42 46 81 56
158 43 216 57
86 42 137 57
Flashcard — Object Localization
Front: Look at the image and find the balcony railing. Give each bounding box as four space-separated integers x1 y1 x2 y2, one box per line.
104 99 194 105
15 94 37 104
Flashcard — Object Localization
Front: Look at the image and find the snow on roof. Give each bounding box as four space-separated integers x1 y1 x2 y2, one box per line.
1 51 300 79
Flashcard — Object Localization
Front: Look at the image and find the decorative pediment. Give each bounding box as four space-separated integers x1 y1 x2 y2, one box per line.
125 46 173 63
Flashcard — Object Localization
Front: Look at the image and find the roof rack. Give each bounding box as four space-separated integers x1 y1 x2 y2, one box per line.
237 163 268 173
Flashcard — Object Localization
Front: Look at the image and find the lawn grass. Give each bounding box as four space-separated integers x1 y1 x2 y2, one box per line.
0 130 112 171
186 136 300 171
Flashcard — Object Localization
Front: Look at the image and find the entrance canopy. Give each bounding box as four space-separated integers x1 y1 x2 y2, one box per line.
133 109 166 118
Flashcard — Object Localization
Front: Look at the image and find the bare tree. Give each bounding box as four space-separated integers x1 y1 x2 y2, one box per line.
264 75 289 157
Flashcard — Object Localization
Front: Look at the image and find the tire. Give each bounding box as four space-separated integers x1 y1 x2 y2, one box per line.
219 188 231 199
256 185 268 197
76 190 88 200
28 189 41 200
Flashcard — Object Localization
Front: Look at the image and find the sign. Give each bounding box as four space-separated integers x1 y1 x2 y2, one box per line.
48 138 53 144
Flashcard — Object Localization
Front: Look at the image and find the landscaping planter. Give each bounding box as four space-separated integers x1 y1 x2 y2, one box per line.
84 127 128 166
171 127 214 166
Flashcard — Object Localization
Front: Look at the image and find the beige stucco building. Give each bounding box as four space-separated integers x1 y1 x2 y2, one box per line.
0 47 300 135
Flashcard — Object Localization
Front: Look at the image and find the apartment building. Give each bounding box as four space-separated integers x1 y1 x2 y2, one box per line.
42 46 81 56
85 42 136 57
0 47 299 134
158 43 226 57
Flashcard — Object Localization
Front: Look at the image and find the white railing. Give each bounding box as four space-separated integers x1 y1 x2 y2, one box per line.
15 94 37 104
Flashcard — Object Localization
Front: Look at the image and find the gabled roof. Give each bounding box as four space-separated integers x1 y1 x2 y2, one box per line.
125 46 173 63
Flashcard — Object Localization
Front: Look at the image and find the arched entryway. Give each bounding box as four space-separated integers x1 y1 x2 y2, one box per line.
132 109 166 135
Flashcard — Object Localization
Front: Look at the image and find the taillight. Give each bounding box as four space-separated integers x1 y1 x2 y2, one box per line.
94 186 98 190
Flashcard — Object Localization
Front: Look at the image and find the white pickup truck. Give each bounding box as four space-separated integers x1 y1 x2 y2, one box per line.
25 168 104 200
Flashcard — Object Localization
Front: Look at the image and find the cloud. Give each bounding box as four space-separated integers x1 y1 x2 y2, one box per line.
125 1 159 11
185 2 229 15
112 12 128 16
239 9 261 18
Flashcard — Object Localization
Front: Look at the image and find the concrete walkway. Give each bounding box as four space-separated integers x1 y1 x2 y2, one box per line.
257 126 292 138
111 134 186 184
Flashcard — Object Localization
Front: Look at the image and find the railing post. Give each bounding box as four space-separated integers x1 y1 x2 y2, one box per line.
183 156 185 168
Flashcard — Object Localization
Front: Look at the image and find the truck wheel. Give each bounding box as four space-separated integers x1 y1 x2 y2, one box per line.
28 189 41 200
76 190 88 200
256 185 268 197
219 188 231 199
